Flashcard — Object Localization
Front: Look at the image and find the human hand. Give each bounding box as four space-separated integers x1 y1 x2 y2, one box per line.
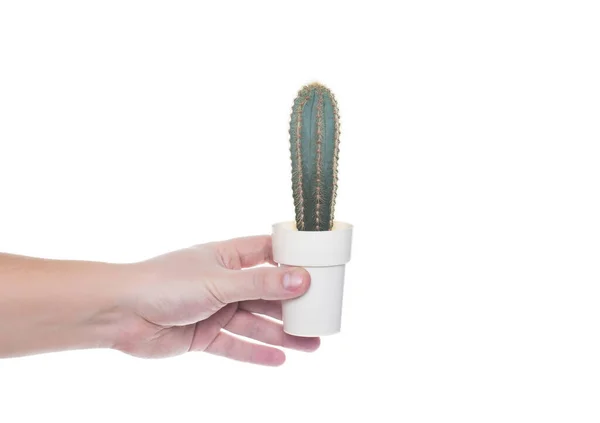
113 235 319 365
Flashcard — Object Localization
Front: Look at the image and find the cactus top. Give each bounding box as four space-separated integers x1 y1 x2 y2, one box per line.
289 83 340 231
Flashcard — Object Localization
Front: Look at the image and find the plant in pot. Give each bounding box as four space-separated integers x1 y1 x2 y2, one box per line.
272 82 353 337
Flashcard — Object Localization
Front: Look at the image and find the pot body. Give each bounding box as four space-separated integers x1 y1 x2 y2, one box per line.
272 221 353 336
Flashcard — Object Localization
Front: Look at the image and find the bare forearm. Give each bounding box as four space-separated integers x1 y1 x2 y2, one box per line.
0 253 130 358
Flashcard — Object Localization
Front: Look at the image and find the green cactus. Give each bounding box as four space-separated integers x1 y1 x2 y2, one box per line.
289 82 340 231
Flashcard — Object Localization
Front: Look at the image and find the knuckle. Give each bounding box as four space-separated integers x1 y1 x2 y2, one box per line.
247 317 262 340
205 278 228 307
221 333 235 354
215 244 242 270
251 269 268 295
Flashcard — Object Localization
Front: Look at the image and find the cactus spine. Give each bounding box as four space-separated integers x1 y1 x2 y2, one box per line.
289 82 340 231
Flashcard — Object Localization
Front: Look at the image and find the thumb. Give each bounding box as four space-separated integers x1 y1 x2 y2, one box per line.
212 266 311 303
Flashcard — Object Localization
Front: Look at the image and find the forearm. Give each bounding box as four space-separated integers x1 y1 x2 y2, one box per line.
0 253 131 358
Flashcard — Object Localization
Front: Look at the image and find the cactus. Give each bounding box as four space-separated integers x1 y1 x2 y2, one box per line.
289 82 340 231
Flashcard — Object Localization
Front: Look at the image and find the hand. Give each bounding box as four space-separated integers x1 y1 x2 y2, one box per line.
113 235 320 365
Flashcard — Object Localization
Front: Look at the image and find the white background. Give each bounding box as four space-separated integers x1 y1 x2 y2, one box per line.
1 1 599 422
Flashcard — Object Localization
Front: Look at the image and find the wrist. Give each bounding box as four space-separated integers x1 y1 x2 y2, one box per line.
31 259 140 354
84 262 141 351
33 260 137 354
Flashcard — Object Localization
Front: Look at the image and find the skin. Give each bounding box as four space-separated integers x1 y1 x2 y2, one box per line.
0 235 319 366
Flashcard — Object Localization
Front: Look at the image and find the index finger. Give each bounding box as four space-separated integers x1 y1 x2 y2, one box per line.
216 235 277 269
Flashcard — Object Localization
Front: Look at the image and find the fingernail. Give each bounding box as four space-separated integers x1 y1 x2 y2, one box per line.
283 269 305 291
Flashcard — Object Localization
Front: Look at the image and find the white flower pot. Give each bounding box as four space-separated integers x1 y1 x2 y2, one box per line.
271 221 353 337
